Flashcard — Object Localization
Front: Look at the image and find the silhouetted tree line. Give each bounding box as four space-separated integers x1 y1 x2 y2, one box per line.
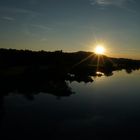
0 48 140 71
0 49 140 78
0 49 140 73
0 48 140 99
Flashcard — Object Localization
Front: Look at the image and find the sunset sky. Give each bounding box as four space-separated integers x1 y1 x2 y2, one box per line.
0 0 140 59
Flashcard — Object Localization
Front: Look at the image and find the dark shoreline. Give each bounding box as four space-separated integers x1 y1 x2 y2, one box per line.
0 48 140 98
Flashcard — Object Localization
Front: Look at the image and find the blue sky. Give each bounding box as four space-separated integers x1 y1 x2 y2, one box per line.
0 0 140 59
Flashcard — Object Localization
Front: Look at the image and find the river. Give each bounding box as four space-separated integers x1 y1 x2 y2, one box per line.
0 70 140 139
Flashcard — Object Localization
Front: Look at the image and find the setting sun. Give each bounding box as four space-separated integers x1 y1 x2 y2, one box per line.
94 45 105 55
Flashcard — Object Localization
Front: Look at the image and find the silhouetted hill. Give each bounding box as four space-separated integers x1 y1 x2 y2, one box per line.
0 48 140 69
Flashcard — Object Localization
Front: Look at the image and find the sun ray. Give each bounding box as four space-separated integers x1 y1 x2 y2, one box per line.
71 53 94 69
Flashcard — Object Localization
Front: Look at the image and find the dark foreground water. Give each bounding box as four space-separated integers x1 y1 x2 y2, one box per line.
0 70 140 139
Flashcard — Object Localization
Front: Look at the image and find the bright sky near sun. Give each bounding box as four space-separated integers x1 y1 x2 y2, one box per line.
0 0 140 59
94 45 105 55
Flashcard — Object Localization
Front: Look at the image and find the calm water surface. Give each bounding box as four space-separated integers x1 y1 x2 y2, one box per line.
0 70 140 139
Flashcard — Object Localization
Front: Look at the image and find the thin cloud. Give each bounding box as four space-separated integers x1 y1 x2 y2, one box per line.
90 0 135 9
2 16 15 21
0 6 41 16
22 23 53 41
40 38 48 42
30 24 52 31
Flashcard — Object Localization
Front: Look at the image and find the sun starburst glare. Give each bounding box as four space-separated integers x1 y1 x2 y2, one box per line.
94 45 105 55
